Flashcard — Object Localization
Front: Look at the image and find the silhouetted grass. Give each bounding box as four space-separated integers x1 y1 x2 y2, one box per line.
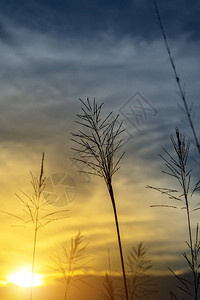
126 243 156 299
154 0 200 155
52 231 89 300
1 153 69 300
152 2 200 299
148 129 200 299
71 98 129 300
102 244 156 300
102 251 116 300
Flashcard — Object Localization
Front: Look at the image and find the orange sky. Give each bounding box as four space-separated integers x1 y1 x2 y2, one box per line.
0 143 195 290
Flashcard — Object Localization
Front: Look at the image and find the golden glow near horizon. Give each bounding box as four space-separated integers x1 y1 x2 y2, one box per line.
7 267 43 288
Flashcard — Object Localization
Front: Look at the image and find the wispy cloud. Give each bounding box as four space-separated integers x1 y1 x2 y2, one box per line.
0 10 200 279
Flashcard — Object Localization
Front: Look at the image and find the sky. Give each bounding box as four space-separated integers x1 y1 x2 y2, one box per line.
0 0 200 299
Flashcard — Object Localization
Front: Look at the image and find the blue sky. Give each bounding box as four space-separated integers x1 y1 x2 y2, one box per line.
0 0 200 292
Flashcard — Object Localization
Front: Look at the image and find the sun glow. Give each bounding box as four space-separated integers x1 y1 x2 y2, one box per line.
8 268 43 288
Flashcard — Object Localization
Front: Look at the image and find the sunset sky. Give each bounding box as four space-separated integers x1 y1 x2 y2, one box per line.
0 0 200 299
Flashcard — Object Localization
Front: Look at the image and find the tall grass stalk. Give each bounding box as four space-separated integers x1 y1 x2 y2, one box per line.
19 153 69 300
126 243 156 299
102 244 156 300
154 0 200 155
29 153 46 299
102 250 116 300
1 153 69 300
148 129 200 299
71 98 129 300
153 4 200 296
52 231 88 300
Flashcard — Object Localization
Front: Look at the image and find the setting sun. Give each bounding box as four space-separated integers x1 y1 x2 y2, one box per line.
8 269 43 288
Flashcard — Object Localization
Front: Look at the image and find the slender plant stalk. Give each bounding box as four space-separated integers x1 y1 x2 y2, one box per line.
154 0 200 155
28 153 69 300
72 98 129 300
185 193 198 300
1 153 69 300
64 279 71 300
52 232 88 300
126 243 156 299
102 250 115 300
177 133 198 299
148 129 200 299
30 214 38 300
108 182 129 300
30 153 45 300
153 4 200 295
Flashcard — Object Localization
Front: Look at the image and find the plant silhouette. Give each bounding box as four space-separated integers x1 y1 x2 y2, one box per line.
154 0 200 156
126 243 156 300
52 231 88 300
71 98 129 300
102 244 156 300
102 251 116 300
1 153 69 300
148 129 200 299
153 3 200 298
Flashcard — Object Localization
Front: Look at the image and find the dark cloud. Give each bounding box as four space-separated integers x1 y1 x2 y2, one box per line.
0 20 199 155
0 1 199 41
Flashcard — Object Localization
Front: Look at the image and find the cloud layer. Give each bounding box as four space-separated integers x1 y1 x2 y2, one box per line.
0 1 200 283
